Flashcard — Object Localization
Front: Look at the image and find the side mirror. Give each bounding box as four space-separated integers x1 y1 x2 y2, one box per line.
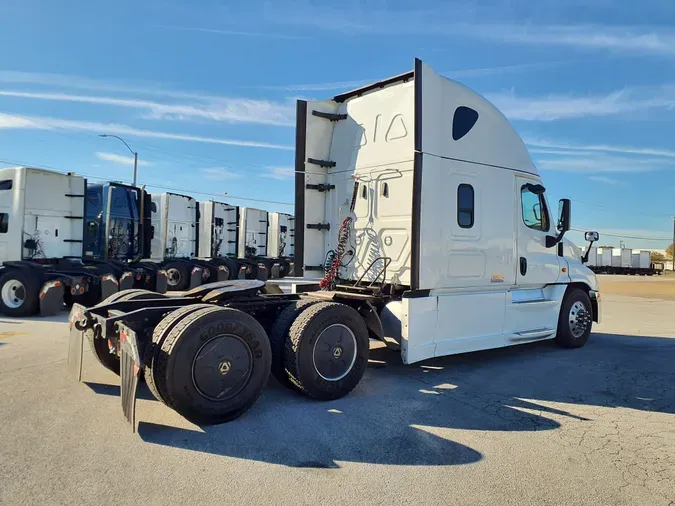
557 199 571 232
581 231 599 264
585 231 599 243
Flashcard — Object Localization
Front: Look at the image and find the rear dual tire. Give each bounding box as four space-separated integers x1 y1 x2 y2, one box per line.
282 302 370 401
146 306 272 425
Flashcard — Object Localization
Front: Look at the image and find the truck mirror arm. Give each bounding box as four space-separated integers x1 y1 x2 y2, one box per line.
581 242 593 264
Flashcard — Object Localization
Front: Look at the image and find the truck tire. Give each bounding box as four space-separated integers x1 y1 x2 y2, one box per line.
153 307 272 424
163 261 190 291
284 302 369 401
268 299 319 386
0 270 40 317
555 288 593 349
222 258 239 280
144 303 215 404
89 290 169 375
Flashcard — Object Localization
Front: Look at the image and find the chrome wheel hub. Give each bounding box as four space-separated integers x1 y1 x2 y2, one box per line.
569 301 591 338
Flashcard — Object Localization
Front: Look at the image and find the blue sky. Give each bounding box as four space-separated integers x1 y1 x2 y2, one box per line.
0 0 674 249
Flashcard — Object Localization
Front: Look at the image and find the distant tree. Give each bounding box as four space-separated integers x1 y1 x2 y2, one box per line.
667 243 675 259
651 251 667 262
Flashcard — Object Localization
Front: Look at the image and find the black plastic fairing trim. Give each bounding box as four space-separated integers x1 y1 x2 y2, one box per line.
402 289 431 299
333 71 415 103
411 58 423 291
414 58 423 153
294 100 308 278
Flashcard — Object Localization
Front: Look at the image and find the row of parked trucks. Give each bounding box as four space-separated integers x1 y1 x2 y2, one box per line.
585 247 664 275
0 167 295 316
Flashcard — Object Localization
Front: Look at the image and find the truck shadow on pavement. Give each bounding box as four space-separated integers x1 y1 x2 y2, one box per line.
134 331 674 468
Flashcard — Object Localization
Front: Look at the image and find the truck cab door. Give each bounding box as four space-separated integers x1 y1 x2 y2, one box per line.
515 177 562 288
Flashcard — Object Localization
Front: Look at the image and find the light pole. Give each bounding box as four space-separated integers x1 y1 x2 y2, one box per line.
99 134 138 186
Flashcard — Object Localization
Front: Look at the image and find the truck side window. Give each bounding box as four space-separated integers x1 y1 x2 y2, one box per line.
521 187 549 231
457 184 474 228
0 213 8 233
0 180 12 190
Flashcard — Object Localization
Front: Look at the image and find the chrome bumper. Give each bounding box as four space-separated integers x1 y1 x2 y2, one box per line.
589 290 602 324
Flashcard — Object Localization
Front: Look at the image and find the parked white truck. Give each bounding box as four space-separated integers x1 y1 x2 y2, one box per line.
68 59 602 430
0 167 129 316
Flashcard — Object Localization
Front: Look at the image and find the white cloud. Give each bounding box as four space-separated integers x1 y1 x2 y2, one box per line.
536 154 675 173
95 152 152 166
588 175 624 186
0 112 294 150
473 24 675 57
157 24 307 39
263 167 295 180
202 167 241 180
0 89 295 126
526 139 675 159
487 87 675 122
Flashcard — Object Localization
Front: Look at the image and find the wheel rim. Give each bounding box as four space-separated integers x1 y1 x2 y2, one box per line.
1 279 26 309
568 300 591 338
192 334 253 401
312 324 358 381
166 268 182 287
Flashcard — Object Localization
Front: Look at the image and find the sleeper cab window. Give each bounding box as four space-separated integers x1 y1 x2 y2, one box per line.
452 106 479 141
0 212 8 233
521 186 549 231
457 184 474 228
0 179 12 190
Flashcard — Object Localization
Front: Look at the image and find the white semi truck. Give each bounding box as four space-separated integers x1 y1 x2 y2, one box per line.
0 167 141 316
68 58 601 430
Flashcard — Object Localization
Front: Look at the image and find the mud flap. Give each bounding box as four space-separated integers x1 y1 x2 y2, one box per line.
216 265 229 281
256 264 269 281
270 263 281 279
100 275 119 302
155 271 168 294
39 280 65 317
67 303 87 382
237 265 247 279
188 267 203 290
119 324 142 432
119 272 135 291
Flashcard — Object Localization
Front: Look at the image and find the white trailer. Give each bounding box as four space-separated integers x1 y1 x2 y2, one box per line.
67 59 603 430
632 250 651 269
586 246 598 267
598 248 612 268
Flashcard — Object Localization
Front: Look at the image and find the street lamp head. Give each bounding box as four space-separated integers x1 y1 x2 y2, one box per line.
98 134 107 138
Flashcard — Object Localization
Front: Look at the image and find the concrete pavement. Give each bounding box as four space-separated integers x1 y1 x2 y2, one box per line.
0 294 673 505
